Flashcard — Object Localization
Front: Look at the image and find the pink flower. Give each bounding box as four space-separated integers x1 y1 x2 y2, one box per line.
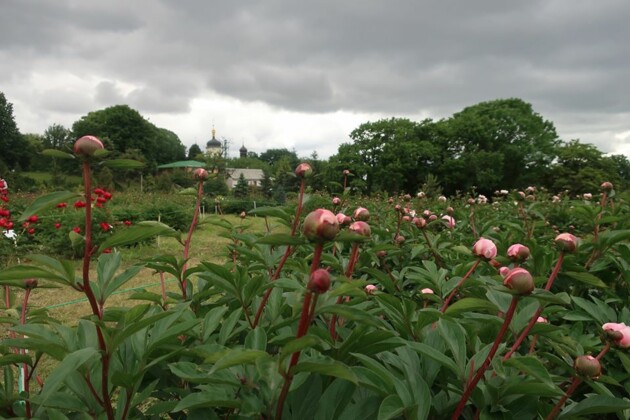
73 135 104 156
295 162 313 178
499 266 510 277
364 284 377 294
472 237 497 260
307 269 331 294
503 267 534 295
602 322 630 348
600 181 613 191
413 217 426 229
353 207 370 221
536 316 548 323
302 209 340 242
441 215 455 229
349 221 371 238
193 168 209 180
507 244 530 262
332 197 341 205
582 193 592 200
336 213 351 225
420 288 434 294
555 233 579 253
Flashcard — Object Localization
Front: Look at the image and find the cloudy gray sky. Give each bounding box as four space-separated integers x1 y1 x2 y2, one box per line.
1 0 629 158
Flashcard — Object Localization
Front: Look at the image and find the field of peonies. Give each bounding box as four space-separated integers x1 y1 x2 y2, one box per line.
1 137 630 419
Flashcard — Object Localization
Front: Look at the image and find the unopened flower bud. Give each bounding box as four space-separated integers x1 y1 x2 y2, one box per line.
499 266 510 277
428 214 437 222
24 279 38 289
336 213 351 225
574 355 601 379
343 169 350 175
364 284 377 294
503 267 534 295
446 206 454 215
600 181 613 192
353 207 370 221
376 250 387 259
349 221 371 238
472 237 497 260
403 194 411 202
395 235 405 245
555 233 578 253
193 168 209 180
507 244 530 262
239 211 247 219
602 322 630 348
74 135 104 156
421 288 434 294
303 209 339 242
295 163 313 178
332 197 341 205
413 217 426 229
307 269 331 294
441 215 455 229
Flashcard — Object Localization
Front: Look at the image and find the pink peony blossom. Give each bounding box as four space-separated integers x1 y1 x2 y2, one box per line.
472 237 497 260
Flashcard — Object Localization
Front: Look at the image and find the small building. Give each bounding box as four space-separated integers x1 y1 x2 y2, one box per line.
225 168 264 190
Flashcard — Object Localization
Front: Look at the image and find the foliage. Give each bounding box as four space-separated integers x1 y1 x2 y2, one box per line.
233 173 249 198
0 92 29 171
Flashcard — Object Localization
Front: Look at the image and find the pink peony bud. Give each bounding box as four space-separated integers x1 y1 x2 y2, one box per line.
239 211 247 219
574 355 601 379
303 209 340 242
193 168 209 180
402 215 411 222
376 250 388 259
295 162 313 178
507 244 530 262
364 284 377 294
353 207 370 221
73 135 104 156
438 195 447 203
307 269 331 294
403 194 411 202
446 206 454 215
343 169 350 175
583 193 592 200
600 181 613 191
503 267 534 295
332 197 341 205
394 204 402 212
555 233 579 253
499 266 510 277
336 213 351 225
602 323 630 348
421 288 434 294
417 192 425 199
24 279 38 289
413 217 426 229
536 316 548 323
349 221 371 238
428 214 437 222
442 215 455 229
472 237 497 260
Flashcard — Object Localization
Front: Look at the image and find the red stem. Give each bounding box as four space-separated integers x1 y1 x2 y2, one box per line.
452 297 519 419
20 288 32 418
159 272 168 309
422 229 443 267
440 259 481 313
469 206 477 239
503 253 564 361
330 243 360 339
181 180 204 299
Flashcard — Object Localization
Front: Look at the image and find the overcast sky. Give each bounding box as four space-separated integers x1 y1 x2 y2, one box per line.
1 0 629 159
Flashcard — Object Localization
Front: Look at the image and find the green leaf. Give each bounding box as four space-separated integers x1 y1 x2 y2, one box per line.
41 149 75 159
318 304 384 328
563 272 607 288
378 395 405 420
210 349 269 373
102 159 145 169
559 395 630 418
34 348 99 415
502 356 555 388
203 306 229 341
255 233 306 246
247 206 291 221
0 354 32 367
173 392 240 412
293 360 359 384
0 265 69 285
97 221 179 252
444 297 498 316
408 342 459 376
18 191 80 221
280 335 322 363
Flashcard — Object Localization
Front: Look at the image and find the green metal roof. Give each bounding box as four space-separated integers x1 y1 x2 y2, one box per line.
157 160 206 169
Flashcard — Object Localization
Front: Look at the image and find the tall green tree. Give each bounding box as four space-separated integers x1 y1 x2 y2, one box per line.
233 173 249 198
43 124 73 150
0 92 28 171
187 143 203 160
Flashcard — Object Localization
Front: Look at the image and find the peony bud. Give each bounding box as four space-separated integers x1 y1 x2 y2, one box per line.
417 192 425 199
499 266 510 277
583 193 592 200
395 235 405 245
507 244 530 262
73 135 104 156
602 322 630 348
574 355 601 379
420 288 434 294
303 209 340 242
472 237 497 260
600 181 613 192
364 284 377 294
336 213 351 225
536 316 548 323
295 163 313 178
349 221 371 238
239 211 247 219
438 195 447 203
555 233 578 253
446 206 454 215
413 217 426 229
24 279 38 289
307 269 331 294
442 215 455 229
343 169 350 175
353 207 370 221
193 168 209 180
376 250 387 259
332 197 341 205
428 214 437 222
503 267 534 295
403 194 411 202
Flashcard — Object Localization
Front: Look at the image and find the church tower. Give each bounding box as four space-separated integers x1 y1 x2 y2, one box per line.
239 141 248 158
206 126 222 156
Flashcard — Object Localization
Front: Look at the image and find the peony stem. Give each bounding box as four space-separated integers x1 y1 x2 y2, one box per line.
503 253 564 361
330 243 360 339
440 259 481 313
452 297 519 419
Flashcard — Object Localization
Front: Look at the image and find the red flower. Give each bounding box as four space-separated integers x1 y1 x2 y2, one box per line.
0 209 9 217
72 226 81 234
1 196 8 203
103 192 112 200
102 248 112 254
0 218 7 227
93 188 105 196
27 215 38 223
28 228 36 235
100 222 111 232
6 221 13 229
56 202 67 208
22 222 30 228
96 196 107 204
55 222 61 229
124 220 132 226
74 200 86 209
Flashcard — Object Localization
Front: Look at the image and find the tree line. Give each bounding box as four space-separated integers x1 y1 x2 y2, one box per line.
1 91 628 196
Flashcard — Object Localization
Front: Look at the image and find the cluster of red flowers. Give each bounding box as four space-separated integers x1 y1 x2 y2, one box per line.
93 188 113 208
0 178 8 203
22 215 39 235
0 179 13 230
